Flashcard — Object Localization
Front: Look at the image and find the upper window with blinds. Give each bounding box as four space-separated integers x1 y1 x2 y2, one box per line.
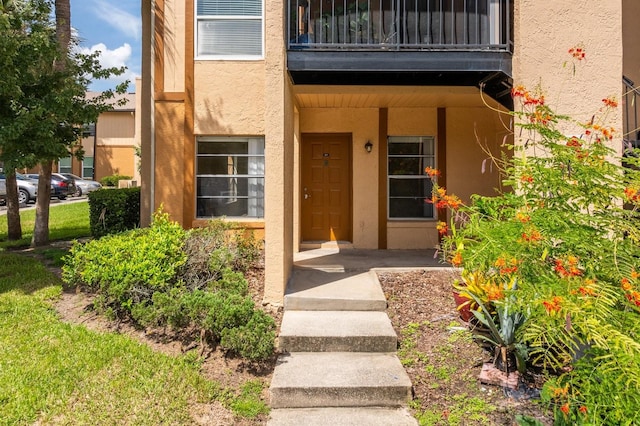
196 0 263 59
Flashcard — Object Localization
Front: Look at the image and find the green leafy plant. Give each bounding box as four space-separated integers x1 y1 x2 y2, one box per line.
433 48 640 423
63 213 274 360
99 174 133 187
87 186 140 237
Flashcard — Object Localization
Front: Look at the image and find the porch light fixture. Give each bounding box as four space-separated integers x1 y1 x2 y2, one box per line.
364 140 373 153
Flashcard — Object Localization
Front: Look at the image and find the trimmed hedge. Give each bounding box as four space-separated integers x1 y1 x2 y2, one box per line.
88 187 140 237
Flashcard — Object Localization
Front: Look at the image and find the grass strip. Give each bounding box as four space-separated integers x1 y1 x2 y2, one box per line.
0 201 91 249
0 252 256 425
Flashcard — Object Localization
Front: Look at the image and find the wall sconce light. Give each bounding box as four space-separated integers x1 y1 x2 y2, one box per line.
364 140 373 153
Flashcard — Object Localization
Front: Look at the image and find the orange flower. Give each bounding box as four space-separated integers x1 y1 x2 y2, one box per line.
516 212 530 223
552 385 569 398
520 174 534 184
451 252 463 267
555 257 582 278
425 167 440 178
522 229 542 242
560 403 570 416
578 286 595 296
579 405 588 415
543 296 563 314
511 85 527 98
621 278 632 291
602 97 618 108
624 187 640 202
436 221 448 236
568 46 586 60
486 284 505 301
631 270 640 280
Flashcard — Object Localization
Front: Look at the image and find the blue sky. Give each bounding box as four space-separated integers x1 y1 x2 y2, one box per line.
71 0 141 93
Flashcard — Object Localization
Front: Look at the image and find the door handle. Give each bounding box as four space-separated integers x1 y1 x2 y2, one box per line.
304 193 311 199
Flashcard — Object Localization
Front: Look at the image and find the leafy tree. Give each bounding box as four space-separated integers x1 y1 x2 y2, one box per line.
0 0 128 244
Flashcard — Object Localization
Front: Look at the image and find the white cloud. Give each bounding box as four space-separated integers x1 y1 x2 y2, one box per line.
78 43 139 91
93 1 140 41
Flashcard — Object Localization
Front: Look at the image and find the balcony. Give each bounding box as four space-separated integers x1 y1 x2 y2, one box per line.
287 0 513 106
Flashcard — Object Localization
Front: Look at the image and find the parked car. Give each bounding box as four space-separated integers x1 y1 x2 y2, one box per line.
0 178 5 205
0 173 38 204
58 173 102 196
24 173 76 200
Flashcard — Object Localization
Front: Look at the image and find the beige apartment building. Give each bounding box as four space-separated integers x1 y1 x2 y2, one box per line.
62 81 142 184
140 0 640 305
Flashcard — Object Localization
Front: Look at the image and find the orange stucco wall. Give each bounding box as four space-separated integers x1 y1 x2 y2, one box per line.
94 146 137 181
154 101 186 224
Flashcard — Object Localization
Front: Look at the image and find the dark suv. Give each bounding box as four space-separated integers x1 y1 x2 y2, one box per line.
25 173 77 200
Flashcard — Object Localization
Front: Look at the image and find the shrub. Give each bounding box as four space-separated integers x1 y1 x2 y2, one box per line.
63 214 274 360
100 174 133 187
87 187 140 237
63 211 187 317
437 50 640 423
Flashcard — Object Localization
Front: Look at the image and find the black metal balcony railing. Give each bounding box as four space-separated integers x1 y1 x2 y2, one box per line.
288 0 512 51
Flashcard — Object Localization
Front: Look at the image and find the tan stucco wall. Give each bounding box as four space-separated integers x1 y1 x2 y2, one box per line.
299 108 380 249
163 0 185 92
446 107 508 203
513 0 623 147
97 111 135 139
193 62 266 135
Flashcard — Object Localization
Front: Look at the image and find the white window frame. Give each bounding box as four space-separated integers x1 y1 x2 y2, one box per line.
195 0 265 60
387 136 436 220
58 156 72 174
196 136 265 219
82 157 94 179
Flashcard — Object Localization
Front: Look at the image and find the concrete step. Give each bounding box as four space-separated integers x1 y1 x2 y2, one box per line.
285 270 387 311
268 407 418 425
270 352 412 408
278 310 397 352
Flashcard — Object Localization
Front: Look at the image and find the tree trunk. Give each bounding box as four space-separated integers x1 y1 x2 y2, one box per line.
32 0 72 247
54 0 71 64
32 162 53 246
5 171 22 241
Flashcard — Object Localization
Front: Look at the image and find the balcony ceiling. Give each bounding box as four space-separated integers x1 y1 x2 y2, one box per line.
293 85 507 110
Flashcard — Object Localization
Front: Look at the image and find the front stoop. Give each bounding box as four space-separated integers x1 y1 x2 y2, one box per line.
268 269 417 425
268 407 417 425
270 352 412 408
278 311 397 352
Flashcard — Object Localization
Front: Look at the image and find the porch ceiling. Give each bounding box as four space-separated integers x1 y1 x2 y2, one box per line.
293 85 505 110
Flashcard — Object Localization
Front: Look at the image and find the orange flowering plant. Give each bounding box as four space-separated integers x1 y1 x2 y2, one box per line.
434 48 640 424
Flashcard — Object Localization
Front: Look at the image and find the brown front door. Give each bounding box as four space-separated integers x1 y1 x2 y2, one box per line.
301 133 352 241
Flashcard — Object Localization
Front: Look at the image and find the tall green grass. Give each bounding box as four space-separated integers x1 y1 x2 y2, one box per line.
0 252 269 425
0 201 91 248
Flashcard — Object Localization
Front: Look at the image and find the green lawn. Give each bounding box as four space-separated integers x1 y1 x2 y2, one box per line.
0 201 91 248
0 249 268 425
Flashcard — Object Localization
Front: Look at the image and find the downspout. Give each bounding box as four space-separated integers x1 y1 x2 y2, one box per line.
150 0 156 216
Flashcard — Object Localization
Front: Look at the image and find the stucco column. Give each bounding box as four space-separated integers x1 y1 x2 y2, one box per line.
263 2 295 305
512 1 622 150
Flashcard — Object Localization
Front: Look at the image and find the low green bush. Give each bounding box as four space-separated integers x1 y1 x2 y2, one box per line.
87 187 140 237
100 174 133 187
62 213 273 361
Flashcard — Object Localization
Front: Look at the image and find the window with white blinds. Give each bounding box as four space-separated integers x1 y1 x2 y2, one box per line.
196 0 263 58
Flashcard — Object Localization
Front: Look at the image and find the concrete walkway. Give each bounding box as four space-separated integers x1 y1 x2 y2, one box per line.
268 248 446 425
